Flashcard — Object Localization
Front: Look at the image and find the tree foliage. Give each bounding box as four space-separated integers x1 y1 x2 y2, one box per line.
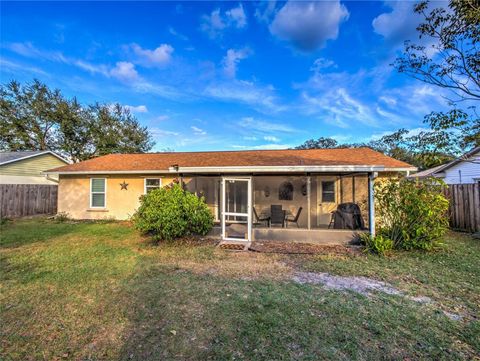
297 1 479 169
374 177 450 251
0 79 154 161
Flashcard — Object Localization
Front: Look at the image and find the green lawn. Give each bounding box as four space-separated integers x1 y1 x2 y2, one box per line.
1 219 479 360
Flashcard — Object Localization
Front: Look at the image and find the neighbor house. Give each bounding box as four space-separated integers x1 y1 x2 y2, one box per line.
409 146 480 185
46 148 415 244
0 151 70 185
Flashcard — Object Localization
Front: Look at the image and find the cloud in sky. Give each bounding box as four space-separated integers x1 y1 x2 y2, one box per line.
372 1 448 49
263 135 280 142
222 48 250 78
110 61 139 82
269 1 349 51
191 126 207 135
204 80 285 113
129 43 174 66
125 104 148 113
200 4 247 38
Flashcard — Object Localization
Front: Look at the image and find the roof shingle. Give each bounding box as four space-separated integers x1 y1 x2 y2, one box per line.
47 148 415 173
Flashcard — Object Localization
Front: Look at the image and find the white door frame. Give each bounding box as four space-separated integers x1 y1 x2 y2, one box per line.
221 177 252 242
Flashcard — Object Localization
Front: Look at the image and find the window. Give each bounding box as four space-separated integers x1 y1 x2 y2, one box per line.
90 178 106 208
322 181 335 202
279 181 294 201
145 178 161 194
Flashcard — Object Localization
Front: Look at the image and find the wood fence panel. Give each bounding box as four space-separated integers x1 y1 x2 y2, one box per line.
0 184 58 218
444 183 480 233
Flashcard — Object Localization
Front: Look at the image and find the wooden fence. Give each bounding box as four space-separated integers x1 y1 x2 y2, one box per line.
0 184 58 218
443 183 480 233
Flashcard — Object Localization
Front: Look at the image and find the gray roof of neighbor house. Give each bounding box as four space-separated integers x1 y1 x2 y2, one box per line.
0 151 69 166
409 146 480 179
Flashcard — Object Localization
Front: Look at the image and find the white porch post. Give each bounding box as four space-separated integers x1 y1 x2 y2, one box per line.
368 172 377 237
221 178 225 240
307 176 311 230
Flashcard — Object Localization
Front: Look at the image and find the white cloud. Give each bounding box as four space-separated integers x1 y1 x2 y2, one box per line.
255 1 277 23
191 126 207 135
168 27 188 41
125 105 148 113
301 88 379 128
269 1 349 51
204 80 285 113
311 58 337 73
201 4 247 38
239 117 296 134
379 95 397 106
110 61 139 82
263 135 280 142
372 1 448 49
243 136 258 141
150 128 180 137
130 43 174 66
155 114 170 121
222 48 251 78
0 58 48 76
226 4 247 28
7 42 67 62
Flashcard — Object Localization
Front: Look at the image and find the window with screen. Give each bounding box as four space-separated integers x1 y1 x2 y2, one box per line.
90 178 106 208
322 181 335 202
145 178 161 193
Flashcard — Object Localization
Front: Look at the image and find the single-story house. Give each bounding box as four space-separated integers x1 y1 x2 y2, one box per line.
0 151 70 185
409 146 480 185
46 148 416 244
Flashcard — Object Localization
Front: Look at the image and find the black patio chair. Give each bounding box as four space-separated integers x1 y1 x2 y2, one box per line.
253 207 270 227
286 207 303 228
270 205 286 228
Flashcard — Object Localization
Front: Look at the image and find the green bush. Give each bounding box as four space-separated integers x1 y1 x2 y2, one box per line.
375 177 449 251
132 183 214 241
360 233 393 255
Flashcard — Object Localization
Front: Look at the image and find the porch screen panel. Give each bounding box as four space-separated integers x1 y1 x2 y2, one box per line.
226 180 248 222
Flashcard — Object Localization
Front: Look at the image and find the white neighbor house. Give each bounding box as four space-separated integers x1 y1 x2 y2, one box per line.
410 146 480 184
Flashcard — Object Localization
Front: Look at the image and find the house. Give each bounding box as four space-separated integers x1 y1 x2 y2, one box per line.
0 151 70 185
45 148 415 244
409 146 480 185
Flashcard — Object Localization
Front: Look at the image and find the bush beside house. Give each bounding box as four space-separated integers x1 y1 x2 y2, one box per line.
367 177 449 254
132 183 214 241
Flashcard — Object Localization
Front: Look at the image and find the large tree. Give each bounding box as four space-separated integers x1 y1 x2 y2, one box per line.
394 0 479 151
0 80 154 162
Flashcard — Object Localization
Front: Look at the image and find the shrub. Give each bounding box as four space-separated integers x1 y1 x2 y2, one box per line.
132 183 214 241
360 233 394 255
54 212 70 223
375 177 449 250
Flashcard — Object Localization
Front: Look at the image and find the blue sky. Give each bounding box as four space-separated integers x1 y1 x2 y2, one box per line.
0 1 450 151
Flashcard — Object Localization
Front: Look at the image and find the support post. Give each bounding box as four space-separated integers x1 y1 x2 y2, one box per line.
307 176 311 230
368 172 377 237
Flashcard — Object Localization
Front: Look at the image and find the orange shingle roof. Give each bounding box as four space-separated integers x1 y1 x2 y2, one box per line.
47 148 415 173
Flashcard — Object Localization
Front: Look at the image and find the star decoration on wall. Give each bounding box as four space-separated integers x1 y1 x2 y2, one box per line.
120 181 129 190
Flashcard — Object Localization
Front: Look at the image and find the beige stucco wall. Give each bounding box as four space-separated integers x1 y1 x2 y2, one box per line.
58 175 176 220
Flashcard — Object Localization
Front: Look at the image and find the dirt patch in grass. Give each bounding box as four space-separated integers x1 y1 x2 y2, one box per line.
292 271 403 296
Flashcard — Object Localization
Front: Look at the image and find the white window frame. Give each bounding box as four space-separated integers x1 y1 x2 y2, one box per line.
144 178 162 194
90 178 107 209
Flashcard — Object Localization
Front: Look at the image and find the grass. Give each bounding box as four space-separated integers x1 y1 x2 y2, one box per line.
1 219 479 360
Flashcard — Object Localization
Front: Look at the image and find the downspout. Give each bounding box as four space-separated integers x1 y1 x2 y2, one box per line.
368 172 377 237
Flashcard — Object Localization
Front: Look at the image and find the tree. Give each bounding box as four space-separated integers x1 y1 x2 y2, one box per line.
295 137 339 149
0 80 154 161
393 0 479 151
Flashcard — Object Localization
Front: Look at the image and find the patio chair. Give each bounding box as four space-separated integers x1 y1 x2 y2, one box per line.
286 207 303 228
253 207 270 227
270 205 286 228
